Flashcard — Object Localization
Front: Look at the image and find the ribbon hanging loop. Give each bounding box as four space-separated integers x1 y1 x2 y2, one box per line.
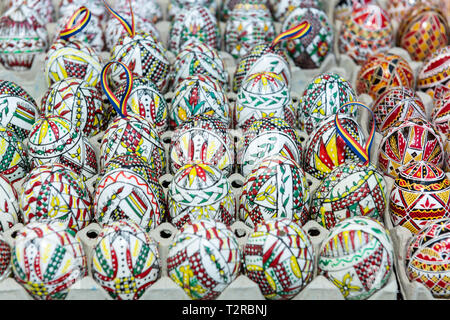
103 0 135 38
271 20 312 48
59 6 92 40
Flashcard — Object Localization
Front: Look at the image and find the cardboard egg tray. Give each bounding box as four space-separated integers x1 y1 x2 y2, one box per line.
0 0 445 300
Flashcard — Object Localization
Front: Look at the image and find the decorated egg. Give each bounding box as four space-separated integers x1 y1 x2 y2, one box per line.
397 4 449 62
99 114 166 176
170 41 228 91
371 86 427 134
224 3 275 59
431 86 450 135
385 0 419 24
0 233 11 281
299 72 357 135
233 42 290 93
243 218 315 300
11 220 87 300
302 114 367 180
389 161 450 234
167 219 241 300
334 0 374 22
239 154 310 228
168 0 217 21
0 173 20 231
91 219 161 300
113 76 169 135
44 38 102 88
0 80 38 140
168 6 220 54
377 118 444 178
169 114 234 177
59 0 107 22
19 163 93 232
417 45 450 98
40 78 105 137
405 219 450 298
236 117 302 177
115 0 163 24
109 32 170 93
235 71 295 131
221 0 269 21
281 7 333 69
169 75 230 128
168 163 235 229
0 4 48 70
318 216 394 300
270 0 321 22
310 161 387 230
94 154 166 232
27 115 98 180
338 4 394 65
9 0 55 23
104 11 161 52
0 126 30 183
356 52 415 100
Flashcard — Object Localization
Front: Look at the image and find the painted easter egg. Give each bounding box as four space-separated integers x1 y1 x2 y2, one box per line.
318 216 394 300
270 0 321 22
0 126 30 183
9 0 55 23
417 45 450 98
168 0 217 21
334 0 375 22
0 173 20 231
115 0 163 24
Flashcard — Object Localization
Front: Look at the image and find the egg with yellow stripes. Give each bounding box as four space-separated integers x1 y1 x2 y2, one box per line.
318 216 394 300
91 219 161 300
167 218 241 300
11 220 87 300
19 163 93 232
243 218 315 300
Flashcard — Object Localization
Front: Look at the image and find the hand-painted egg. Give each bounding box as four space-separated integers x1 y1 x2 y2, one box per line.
0 233 11 281
0 126 30 183
356 52 415 100
0 173 20 231
385 0 419 24
334 0 374 22
431 86 450 135
167 218 241 300
244 218 315 300
11 220 87 300
338 4 394 65
44 38 102 88
55 12 104 53
27 115 98 180
239 154 310 228
168 163 235 229
0 4 48 70
236 117 302 177
91 219 161 300
99 114 166 176
299 72 357 135
377 118 444 178
113 76 169 135
235 71 295 131
371 86 427 134
104 11 161 52
94 154 166 232
302 114 367 180
0 80 38 140
224 3 275 59
40 78 105 137
389 161 450 234
417 45 450 98
232 42 290 93
405 219 450 298
169 75 230 128
168 6 220 55
318 216 394 300
59 0 107 22
115 0 163 24
109 32 170 93
168 0 217 21
221 0 269 21
9 0 55 23
397 4 449 62
310 161 387 230
19 163 93 232
270 0 321 22
281 7 333 69
170 41 228 92
169 114 234 177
